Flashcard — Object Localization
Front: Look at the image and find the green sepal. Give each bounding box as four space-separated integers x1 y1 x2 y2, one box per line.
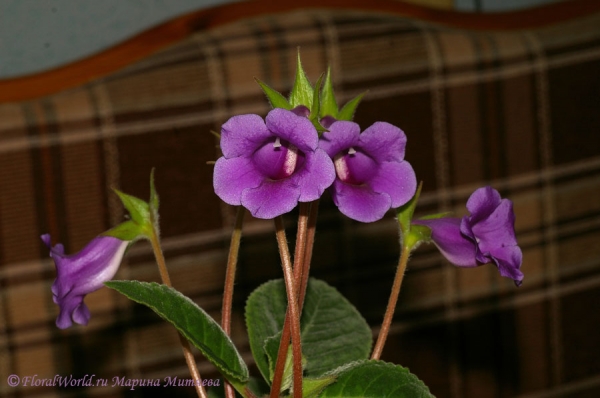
149 168 159 214
319 67 339 119
113 189 150 227
255 78 292 110
301 375 337 398
404 224 432 252
289 51 314 108
396 182 423 239
338 91 367 121
105 281 250 384
309 73 323 121
308 73 328 134
103 220 143 241
419 211 452 220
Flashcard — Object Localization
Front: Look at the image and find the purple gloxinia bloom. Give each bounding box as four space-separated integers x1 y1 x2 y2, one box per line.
42 234 128 329
319 121 417 222
213 108 335 219
414 186 523 286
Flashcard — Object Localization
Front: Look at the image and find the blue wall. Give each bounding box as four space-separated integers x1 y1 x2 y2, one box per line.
0 0 562 79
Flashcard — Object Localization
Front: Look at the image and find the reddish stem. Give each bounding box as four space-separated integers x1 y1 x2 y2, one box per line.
221 207 245 398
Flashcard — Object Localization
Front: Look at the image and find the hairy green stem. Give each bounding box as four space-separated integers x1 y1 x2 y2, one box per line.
272 216 303 398
371 244 410 360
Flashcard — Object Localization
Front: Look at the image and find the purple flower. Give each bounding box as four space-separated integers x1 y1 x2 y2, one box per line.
213 108 335 219
414 186 523 286
42 234 128 329
319 121 417 222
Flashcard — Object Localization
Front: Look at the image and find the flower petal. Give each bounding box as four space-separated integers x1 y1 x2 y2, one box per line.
369 161 417 208
414 218 478 267
220 114 272 158
470 199 518 251
319 121 360 158
465 186 502 225
72 303 92 326
266 108 318 153
358 122 407 162
241 179 301 219
213 156 264 205
330 180 391 223
488 245 524 286
289 149 335 202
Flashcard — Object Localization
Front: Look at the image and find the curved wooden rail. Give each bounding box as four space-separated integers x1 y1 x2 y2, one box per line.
1 0 599 103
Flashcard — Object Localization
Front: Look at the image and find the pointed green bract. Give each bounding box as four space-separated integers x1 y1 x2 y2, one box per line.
338 91 366 121
320 67 339 119
289 51 314 108
255 78 292 110
319 360 434 397
245 279 372 386
105 281 249 383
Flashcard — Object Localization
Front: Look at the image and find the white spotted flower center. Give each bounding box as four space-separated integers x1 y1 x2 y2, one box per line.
252 136 305 180
333 147 377 185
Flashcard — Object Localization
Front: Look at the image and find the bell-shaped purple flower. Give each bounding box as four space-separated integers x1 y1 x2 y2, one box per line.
42 234 129 329
319 121 417 222
213 108 335 219
414 186 523 286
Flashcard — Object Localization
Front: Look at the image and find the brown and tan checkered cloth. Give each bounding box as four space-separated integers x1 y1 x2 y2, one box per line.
1 8 599 398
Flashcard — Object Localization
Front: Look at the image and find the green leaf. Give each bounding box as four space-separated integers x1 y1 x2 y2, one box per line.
319 67 338 119
113 189 150 228
245 280 288 382
102 220 143 241
105 281 249 383
289 51 314 108
319 360 435 397
338 91 367 121
245 279 372 385
255 78 292 110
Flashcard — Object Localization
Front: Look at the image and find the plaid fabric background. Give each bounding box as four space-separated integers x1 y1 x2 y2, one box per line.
1 8 600 398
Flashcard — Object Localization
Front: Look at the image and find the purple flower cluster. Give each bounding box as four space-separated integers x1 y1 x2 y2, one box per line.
42 234 128 329
414 187 523 285
213 109 417 222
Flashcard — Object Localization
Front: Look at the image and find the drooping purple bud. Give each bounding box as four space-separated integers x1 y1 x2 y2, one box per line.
42 234 129 329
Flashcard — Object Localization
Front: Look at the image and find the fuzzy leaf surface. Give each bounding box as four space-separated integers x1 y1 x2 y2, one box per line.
319 360 434 397
106 281 249 383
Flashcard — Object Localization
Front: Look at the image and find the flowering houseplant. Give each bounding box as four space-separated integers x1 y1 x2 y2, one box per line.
43 54 522 397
